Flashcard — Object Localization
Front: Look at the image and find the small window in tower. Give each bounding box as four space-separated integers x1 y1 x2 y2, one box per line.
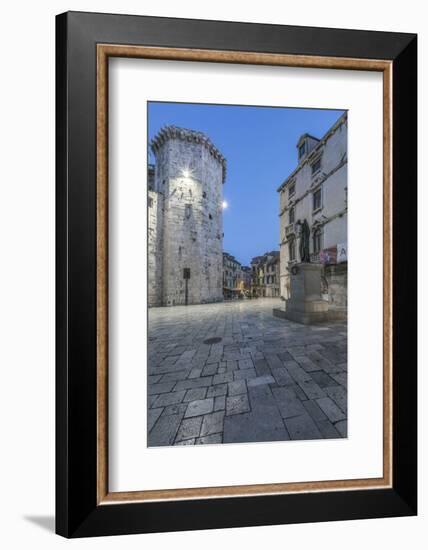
289 207 295 224
203 191 207 198
185 204 192 219
209 213 212 220
148 197 153 208
288 182 295 198
299 142 306 158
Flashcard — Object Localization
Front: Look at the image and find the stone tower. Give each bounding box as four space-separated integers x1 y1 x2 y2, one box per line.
149 126 226 306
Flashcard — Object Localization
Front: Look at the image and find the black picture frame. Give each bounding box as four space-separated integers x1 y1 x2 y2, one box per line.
56 11 417 538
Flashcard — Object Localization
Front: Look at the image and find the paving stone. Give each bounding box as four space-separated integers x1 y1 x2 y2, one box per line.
206 355 222 365
284 361 312 383
302 399 328 422
265 354 283 370
238 358 254 370
310 370 339 388
247 374 276 387
152 390 186 407
214 395 226 411
175 438 196 445
200 411 225 436
213 372 234 385
223 411 290 443
202 363 219 376
159 355 179 366
297 379 326 400
290 383 308 401
316 419 341 439
197 433 223 444
184 398 214 418
326 385 347 413
176 416 203 442
330 372 348 387
271 387 306 418
183 387 208 402
233 368 257 381
148 413 182 446
148 374 163 384
160 369 190 382
188 367 203 379
207 383 228 398
284 413 323 440
316 397 346 423
270 367 294 387
162 403 188 416
228 380 247 396
174 377 213 391
148 408 163 431
178 349 197 362
226 394 250 416
277 351 293 362
296 356 321 373
335 419 348 437
254 358 271 376
148 394 159 408
148 381 176 396
148 299 347 446
225 360 238 371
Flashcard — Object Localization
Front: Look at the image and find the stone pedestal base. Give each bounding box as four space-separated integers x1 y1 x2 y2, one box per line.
325 263 347 321
273 263 328 325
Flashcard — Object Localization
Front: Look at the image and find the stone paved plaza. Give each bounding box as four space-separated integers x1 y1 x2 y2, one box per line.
147 298 347 446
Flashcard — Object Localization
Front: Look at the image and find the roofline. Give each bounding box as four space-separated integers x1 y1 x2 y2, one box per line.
277 111 347 193
296 133 320 147
151 125 227 183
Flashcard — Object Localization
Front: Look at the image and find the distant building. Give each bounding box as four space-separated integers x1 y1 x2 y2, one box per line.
223 252 240 298
148 126 226 307
277 112 347 315
223 253 252 299
240 266 252 294
250 251 280 297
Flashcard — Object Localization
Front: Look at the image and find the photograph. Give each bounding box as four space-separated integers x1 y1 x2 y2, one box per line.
147 102 348 446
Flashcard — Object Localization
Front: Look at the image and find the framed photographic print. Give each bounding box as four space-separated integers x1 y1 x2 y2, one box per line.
56 11 417 537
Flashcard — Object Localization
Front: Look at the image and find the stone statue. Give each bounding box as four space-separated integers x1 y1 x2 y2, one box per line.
298 219 311 263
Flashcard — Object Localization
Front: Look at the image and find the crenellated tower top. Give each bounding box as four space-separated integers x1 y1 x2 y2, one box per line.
150 125 227 183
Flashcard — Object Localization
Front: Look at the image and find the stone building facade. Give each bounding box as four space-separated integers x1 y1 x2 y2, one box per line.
223 252 241 299
250 251 280 297
240 266 252 294
223 253 251 299
277 113 347 315
148 126 226 307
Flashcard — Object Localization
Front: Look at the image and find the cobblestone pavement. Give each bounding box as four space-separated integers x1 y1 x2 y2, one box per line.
147 298 347 446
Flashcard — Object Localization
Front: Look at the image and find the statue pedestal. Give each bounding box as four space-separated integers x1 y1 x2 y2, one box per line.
273 263 328 325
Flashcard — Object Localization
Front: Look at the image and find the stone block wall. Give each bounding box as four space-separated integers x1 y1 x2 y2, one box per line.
148 190 164 307
324 263 347 319
149 126 226 306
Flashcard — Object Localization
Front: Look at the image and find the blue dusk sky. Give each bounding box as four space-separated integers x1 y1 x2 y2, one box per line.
148 102 345 267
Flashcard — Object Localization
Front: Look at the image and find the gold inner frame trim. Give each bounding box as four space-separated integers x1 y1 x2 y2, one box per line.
96 44 393 505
